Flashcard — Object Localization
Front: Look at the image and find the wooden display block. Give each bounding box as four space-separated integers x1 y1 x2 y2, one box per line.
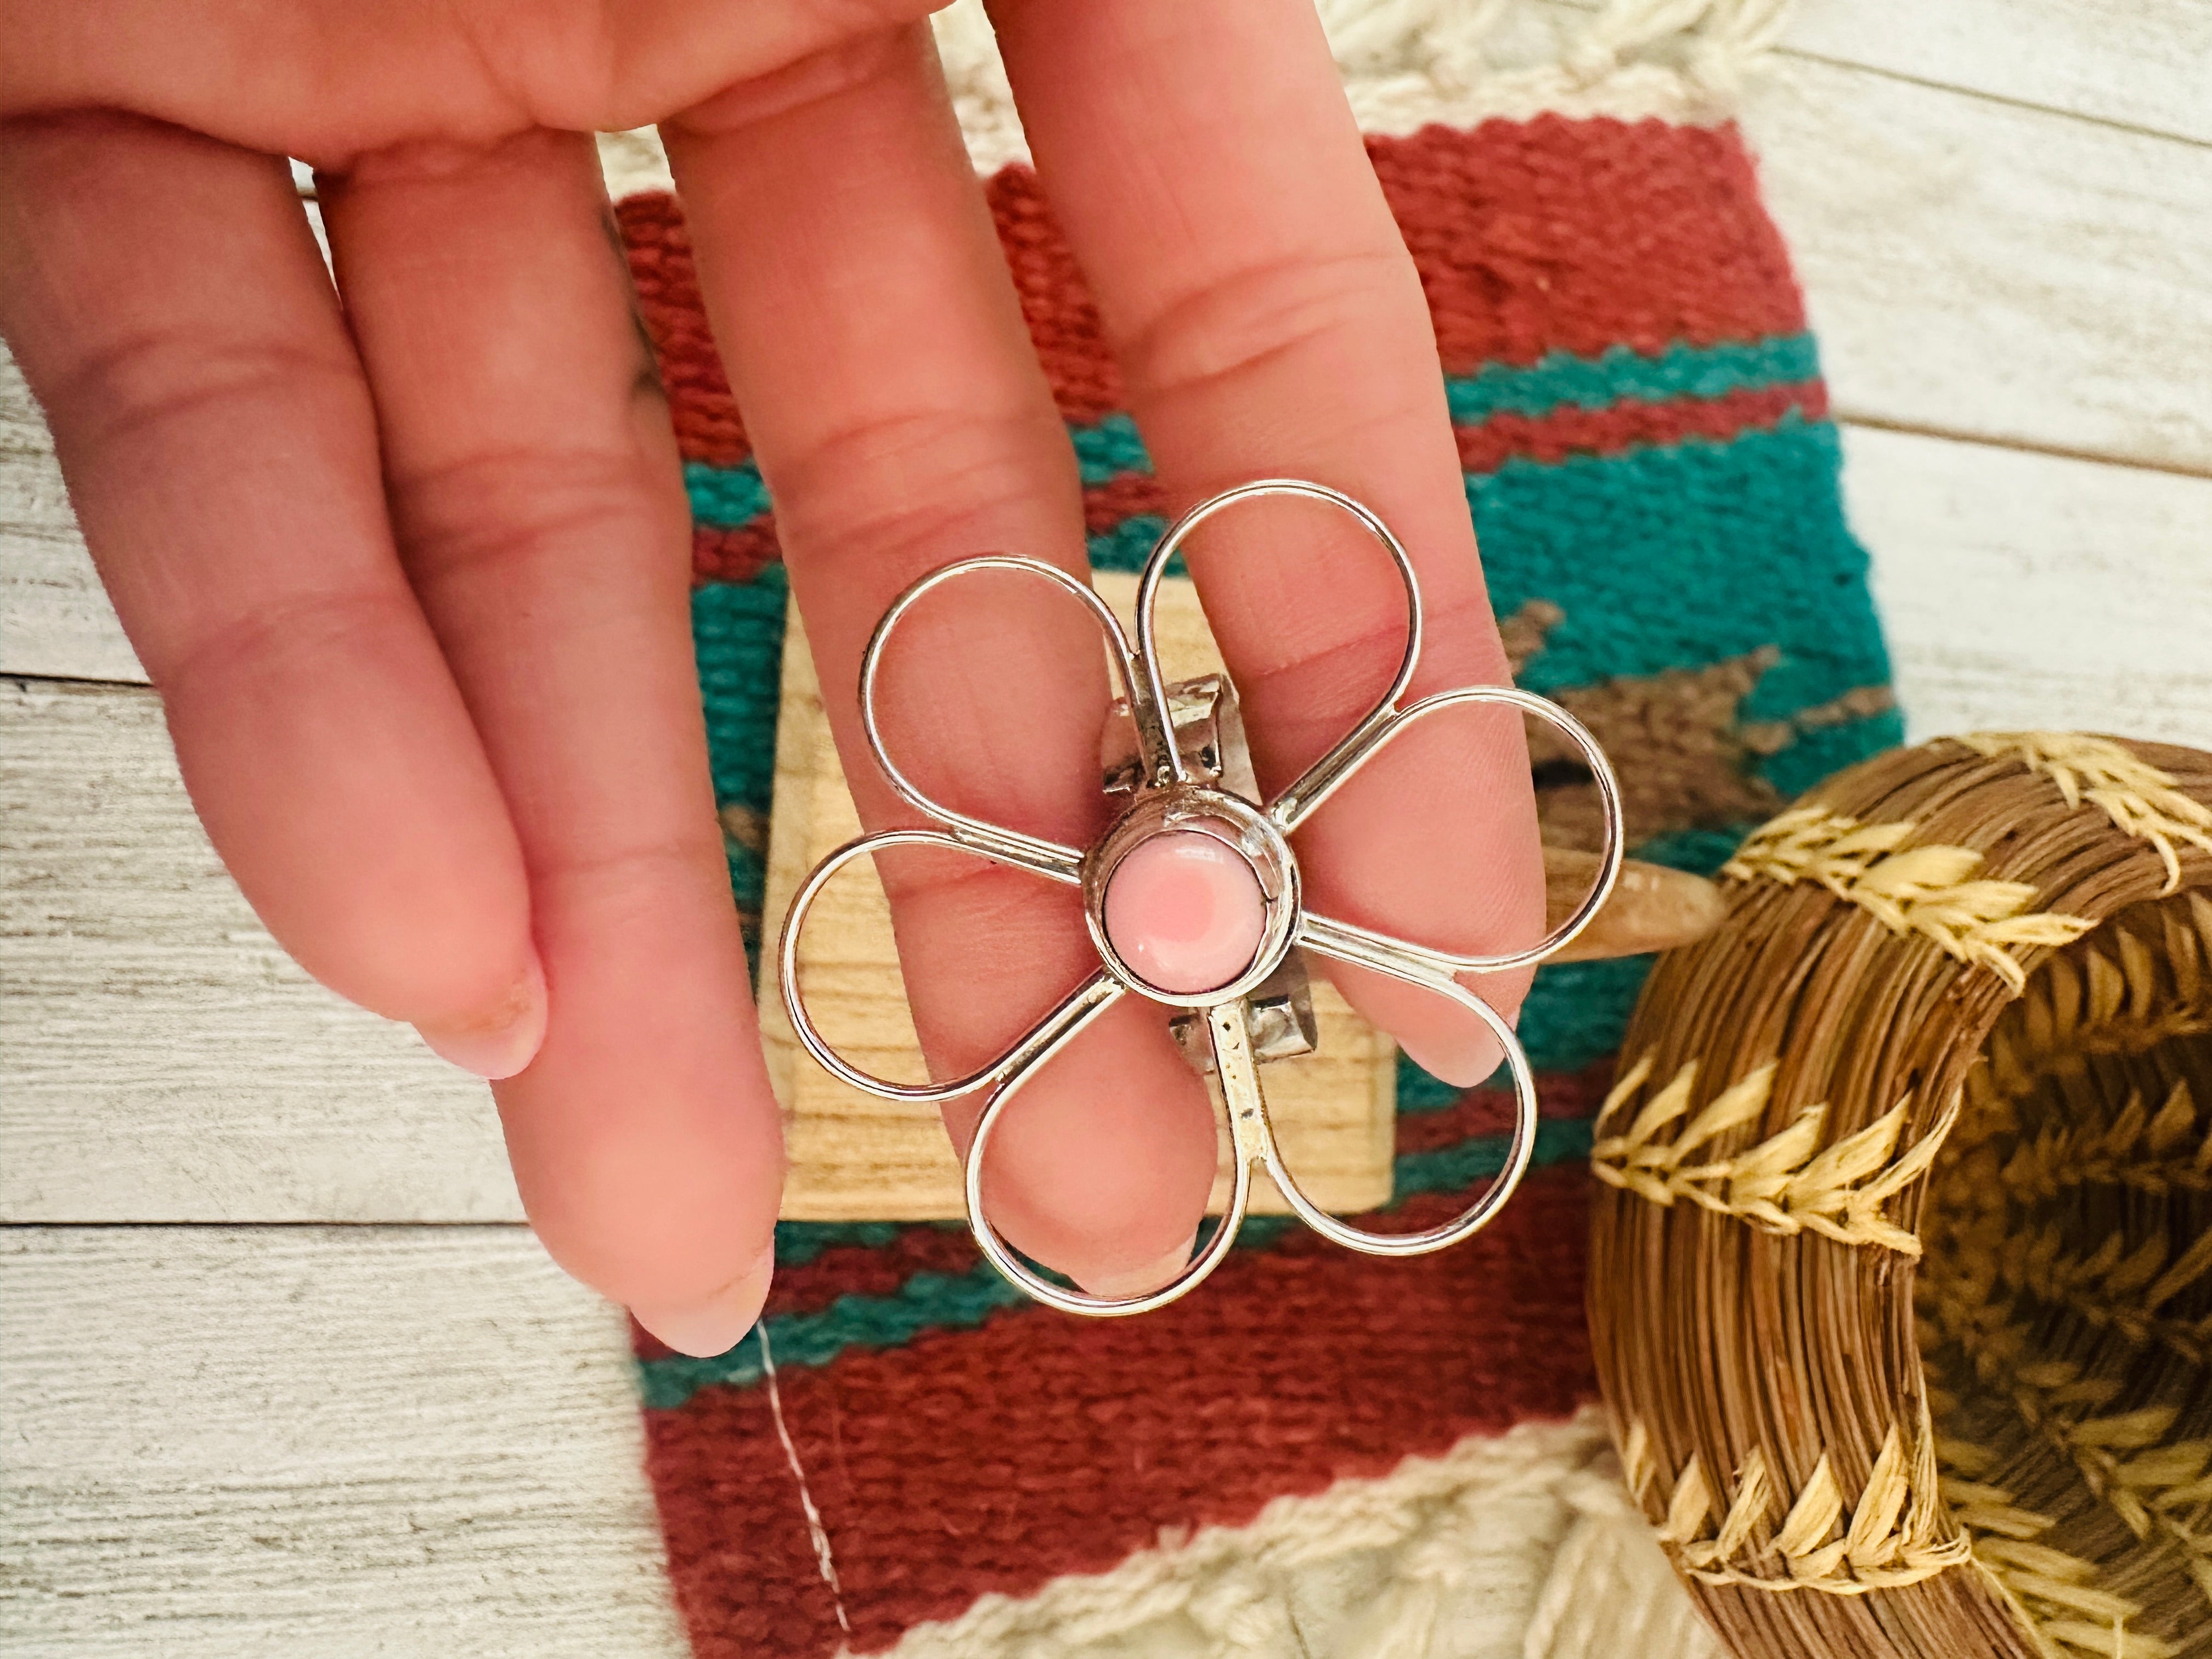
760 572 1397 1221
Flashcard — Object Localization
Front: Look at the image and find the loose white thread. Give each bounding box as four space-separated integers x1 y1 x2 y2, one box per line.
759 1324 851 1636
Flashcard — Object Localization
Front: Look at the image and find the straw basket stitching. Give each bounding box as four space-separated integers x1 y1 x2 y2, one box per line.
1620 1418 1973 1594
1591 1056 1959 1257
1953 733 2212 896
1720 806 2095 995
1589 734 2212 1659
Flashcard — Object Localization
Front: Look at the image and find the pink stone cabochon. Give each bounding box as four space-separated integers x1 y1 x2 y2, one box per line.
1101 830 1268 996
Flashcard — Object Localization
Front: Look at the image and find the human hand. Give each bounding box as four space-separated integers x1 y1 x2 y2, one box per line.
0 0 1542 1354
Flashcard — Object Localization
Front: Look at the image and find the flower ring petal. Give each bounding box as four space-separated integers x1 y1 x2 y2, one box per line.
1130 481 1419 797
1291 683 1626 975
777 827 1123 1104
963 1005 1259 1317
1274 684 1621 1260
859 555 1144 877
1290 929 1544 1257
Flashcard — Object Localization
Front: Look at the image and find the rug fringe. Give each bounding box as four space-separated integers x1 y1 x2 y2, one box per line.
597 0 1793 197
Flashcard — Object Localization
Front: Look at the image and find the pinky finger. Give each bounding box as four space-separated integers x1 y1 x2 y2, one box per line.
0 112 543 1075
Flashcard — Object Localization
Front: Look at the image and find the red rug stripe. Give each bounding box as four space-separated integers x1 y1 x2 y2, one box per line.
618 117 1804 467
646 1164 1594 1657
1081 469 1170 532
1396 1060 1616 1157
1453 380 1824 473
692 517 783 587
765 1228 984 1325
618 193 748 467
1376 115 1805 375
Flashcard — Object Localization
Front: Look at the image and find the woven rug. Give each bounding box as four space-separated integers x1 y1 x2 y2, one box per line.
605 4 1904 1653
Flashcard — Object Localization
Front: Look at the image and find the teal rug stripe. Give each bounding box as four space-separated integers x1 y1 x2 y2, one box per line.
1764 707 1908 798
1442 334 1818 426
1633 824 1759 877
641 1121 1595 1411
1396 1060 1464 1114
682 332 1817 527
692 567 787 819
1391 950 1664 1104
683 458 770 527
1070 413 1153 486
638 1267 1029 1409
1470 414 1890 716
691 570 787 953
1088 515 1172 575
1517 956 1656 1075
1395 1117 1594 1197
772 1220 951 1267
688 421 1880 744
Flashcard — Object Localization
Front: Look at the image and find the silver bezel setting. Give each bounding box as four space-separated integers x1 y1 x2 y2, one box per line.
1081 786 1301 1011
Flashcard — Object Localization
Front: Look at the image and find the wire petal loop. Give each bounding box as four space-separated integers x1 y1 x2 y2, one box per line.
861 556 1140 872
1288 684 1625 973
778 828 1118 1103
1269 936 1542 1256
1133 480 1420 796
964 1048 1255 1317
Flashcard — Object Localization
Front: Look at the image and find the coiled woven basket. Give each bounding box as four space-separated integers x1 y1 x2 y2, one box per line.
1589 733 2212 1659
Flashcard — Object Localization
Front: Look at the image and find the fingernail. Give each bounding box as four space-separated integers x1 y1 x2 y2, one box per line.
415 955 547 1081
1397 1025 1506 1090
1077 1231 1199 1300
630 1252 775 1359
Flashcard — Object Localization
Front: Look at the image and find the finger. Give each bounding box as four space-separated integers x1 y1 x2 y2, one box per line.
992 0 1544 1086
0 112 542 1075
316 128 781 1355
662 29 1214 1293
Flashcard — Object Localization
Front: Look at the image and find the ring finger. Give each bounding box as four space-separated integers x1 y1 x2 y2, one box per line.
993 0 1548 1089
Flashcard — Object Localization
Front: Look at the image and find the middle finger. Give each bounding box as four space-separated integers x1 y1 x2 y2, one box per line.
663 27 1215 1294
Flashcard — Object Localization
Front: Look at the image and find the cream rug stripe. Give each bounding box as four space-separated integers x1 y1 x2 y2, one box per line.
871 1407 1723 1659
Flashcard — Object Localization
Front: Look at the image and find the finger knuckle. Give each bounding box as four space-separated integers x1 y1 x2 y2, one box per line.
768 404 1071 575
47 322 360 456
386 443 682 592
155 586 418 709
1118 244 1420 406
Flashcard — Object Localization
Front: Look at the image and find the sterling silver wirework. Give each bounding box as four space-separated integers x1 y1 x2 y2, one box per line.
777 479 1624 1317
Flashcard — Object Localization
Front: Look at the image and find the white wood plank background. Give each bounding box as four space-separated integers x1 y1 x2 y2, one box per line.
5 3 2210 1652
1785 0 2212 144
1 674 512 1224
1848 428 2212 743
1752 52 2211 473
1 1228 685 1658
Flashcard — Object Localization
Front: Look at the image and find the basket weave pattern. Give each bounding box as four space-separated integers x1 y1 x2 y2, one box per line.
1589 734 2212 1658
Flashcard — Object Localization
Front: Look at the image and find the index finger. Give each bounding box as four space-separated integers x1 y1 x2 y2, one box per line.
990 0 1547 1086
